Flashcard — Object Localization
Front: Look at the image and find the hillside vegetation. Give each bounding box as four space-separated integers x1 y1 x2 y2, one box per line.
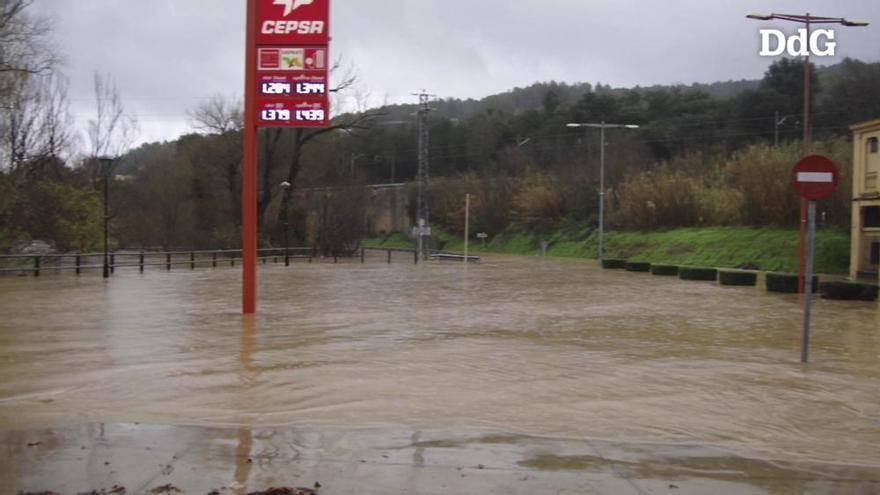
364 227 851 275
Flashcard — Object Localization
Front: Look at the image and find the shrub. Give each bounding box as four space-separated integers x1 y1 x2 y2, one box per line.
679 266 718 281
651 264 679 276
819 282 879 301
624 261 651 272
727 143 801 226
766 272 819 293
512 172 566 233
718 270 758 286
428 173 515 236
610 167 701 230
602 258 626 269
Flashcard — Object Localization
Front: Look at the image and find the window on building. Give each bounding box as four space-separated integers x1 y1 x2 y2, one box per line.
872 242 879 265
870 137 879 154
866 207 880 228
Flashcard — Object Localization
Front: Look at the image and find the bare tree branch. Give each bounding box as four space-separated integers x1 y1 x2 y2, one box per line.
87 71 138 159
189 94 243 135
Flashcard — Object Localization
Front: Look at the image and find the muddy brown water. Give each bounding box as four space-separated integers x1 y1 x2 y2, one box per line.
0 255 878 486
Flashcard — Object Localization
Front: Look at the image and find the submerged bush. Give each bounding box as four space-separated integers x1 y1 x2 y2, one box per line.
624 261 651 272
679 266 718 281
820 281 879 301
718 270 758 286
651 264 679 276
766 273 818 293
602 258 626 269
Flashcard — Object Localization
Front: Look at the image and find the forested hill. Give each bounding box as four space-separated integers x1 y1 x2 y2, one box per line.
362 79 761 125
357 59 864 127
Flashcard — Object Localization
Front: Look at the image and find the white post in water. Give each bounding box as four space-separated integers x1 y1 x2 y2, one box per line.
464 194 470 265
802 200 817 363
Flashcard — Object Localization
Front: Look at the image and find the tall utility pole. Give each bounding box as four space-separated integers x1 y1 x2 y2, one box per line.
413 91 435 261
747 12 868 293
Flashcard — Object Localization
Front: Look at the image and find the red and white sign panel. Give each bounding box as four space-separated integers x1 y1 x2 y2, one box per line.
258 47 327 71
256 0 330 45
257 99 329 127
791 155 839 200
253 0 329 128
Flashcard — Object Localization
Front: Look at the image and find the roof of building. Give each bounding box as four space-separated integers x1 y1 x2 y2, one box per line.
850 118 880 132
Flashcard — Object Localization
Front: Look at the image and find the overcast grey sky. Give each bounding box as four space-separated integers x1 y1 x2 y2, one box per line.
30 0 880 148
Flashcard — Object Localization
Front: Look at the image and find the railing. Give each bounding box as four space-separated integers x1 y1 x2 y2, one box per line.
0 246 445 277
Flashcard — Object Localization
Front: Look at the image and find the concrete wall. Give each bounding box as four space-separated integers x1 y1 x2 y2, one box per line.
294 183 411 236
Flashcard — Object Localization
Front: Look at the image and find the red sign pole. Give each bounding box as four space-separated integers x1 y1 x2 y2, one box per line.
242 0 258 314
243 0 330 314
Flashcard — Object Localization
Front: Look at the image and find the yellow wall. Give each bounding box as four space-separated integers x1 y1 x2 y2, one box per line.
850 119 880 279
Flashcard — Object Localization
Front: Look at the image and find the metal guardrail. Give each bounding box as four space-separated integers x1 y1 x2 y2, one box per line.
0 248 312 276
0 246 469 277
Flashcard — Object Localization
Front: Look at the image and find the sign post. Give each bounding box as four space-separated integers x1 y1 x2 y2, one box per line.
243 0 258 314
243 0 330 314
791 155 839 362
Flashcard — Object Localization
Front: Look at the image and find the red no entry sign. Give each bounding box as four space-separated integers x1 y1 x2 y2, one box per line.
791 155 839 201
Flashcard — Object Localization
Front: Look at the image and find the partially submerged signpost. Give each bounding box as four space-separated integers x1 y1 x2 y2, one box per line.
791 154 839 362
243 0 330 314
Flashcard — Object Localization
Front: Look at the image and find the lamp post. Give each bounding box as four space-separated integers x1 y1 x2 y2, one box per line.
747 12 868 292
566 122 639 263
98 156 114 279
280 181 291 267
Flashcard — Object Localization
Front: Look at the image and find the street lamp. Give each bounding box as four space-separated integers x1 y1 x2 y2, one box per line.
566 122 639 263
98 156 114 279
279 181 291 266
747 12 868 292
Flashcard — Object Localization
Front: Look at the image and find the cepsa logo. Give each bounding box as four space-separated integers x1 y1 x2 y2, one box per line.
258 0 328 41
274 0 314 16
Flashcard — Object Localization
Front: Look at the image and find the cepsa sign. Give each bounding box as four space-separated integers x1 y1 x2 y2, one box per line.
256 0 329 45
254 0 330 127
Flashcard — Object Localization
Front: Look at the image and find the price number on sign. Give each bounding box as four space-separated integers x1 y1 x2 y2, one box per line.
295 109 325 122
295 82 326 95
261 109 291 121
261 82 292 95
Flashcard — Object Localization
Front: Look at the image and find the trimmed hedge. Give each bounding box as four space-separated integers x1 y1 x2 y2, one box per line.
718 270 758 286
766 272 818 293
679 266 718 281
819 281 879 301
651 264 679 276
602 258 626 269
624 261 651 272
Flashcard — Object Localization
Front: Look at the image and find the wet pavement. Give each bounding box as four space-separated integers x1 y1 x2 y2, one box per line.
1 255 879 493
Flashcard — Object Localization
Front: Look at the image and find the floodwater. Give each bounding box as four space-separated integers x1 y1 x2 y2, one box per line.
0 255 879 492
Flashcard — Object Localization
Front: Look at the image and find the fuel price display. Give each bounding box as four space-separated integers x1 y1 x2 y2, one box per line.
257 100 329 127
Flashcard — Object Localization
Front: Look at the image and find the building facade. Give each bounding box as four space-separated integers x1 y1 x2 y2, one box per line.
850 119 880 280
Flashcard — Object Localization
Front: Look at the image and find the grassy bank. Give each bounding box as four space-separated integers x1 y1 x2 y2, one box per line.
363 227 852 275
